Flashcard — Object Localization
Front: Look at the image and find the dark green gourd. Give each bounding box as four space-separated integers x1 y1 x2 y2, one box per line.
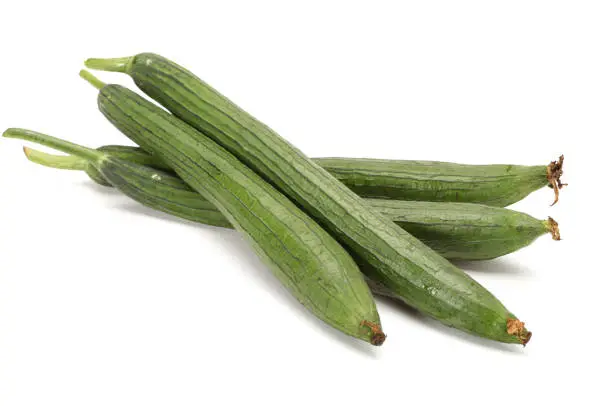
316 156 565 207
25 147 560 261
4 127 384 346
72 144 565 207
84 55 531 344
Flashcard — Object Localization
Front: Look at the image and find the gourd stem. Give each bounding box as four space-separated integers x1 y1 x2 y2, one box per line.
23 147 87 170
85 56 133 73
79 70 106 90
3 128 103 163
506 319 532 346
360 321 386 346
546 155 566 206
546 217 561 241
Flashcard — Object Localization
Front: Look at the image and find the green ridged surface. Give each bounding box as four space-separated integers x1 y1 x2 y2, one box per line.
94 84 384 345
86 145 172 187
100 160 232 228
21 147 552 333
369 200 551 260
87 145 549 207
98 145 173 171
75 148 551 261
85 164 112 186
105 169 553 261
317 158 548 207
88 54 530 344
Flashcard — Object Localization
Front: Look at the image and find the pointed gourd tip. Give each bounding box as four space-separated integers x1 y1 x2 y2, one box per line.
22 146 32 158
507 318 531 346
371 331 386 346
547 217 561 241
361 320 386 346
547 155 567 206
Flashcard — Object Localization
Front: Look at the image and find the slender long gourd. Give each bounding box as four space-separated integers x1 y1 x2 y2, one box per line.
83 57 531 344
4 128 385 346
61 144 566 207
85 58 566 208
318 156 565 207
25 147 561 261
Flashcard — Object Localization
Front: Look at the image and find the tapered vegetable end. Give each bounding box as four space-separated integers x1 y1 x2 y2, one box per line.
546 155 567 206
23 146 33 158
2 128 16 139
507 319 532 346
546 217 561 241
85 56 134 73
361 320 386 346
79 70 107 90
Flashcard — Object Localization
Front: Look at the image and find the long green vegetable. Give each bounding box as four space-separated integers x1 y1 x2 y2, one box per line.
317 156 566 207
82 58 531 345
48 142 567 207
25 147 560 261
84 57 566 208
4 128 385 346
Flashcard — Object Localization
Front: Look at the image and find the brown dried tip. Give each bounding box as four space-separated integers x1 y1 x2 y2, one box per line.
546 155 567 206
361 320 386 346
507 318 532 346
547 217 561 241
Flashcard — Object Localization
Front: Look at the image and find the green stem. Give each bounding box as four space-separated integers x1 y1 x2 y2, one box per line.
3 128 104 163
85 56 133 73
23 147 88 170
79 70 107 90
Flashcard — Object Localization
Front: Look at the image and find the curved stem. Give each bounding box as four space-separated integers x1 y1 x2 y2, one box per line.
23 147 88 170
85 56 133 73
79 70 107 90
3 128 104 163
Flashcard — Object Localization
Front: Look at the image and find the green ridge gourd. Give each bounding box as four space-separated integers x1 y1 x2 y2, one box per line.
24 147 561 261
66 144 566 207
317 157 566 207
3 127 385 346
84 55 531 344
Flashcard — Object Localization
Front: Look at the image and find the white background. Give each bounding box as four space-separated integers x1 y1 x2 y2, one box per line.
0 1 609 405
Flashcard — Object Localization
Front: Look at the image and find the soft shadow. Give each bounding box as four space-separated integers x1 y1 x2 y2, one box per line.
375 295 527 354
214 231 381 358
84 182 516 355
79 180 122 196
82 181 206 229
115 201 202 228
113 198 380 357
453 257 533 275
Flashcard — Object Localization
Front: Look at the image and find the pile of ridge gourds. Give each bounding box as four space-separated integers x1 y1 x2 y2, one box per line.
3 53 567 347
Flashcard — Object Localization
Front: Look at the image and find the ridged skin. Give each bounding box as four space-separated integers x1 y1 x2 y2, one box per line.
97 86 383 345
100 159 232 228
85 165 112 186
317 158 548 207
107 53 527 343
98 145 173 171
86 145 173 187
369 200 549 260
87 145 549 207
81 151 550 261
